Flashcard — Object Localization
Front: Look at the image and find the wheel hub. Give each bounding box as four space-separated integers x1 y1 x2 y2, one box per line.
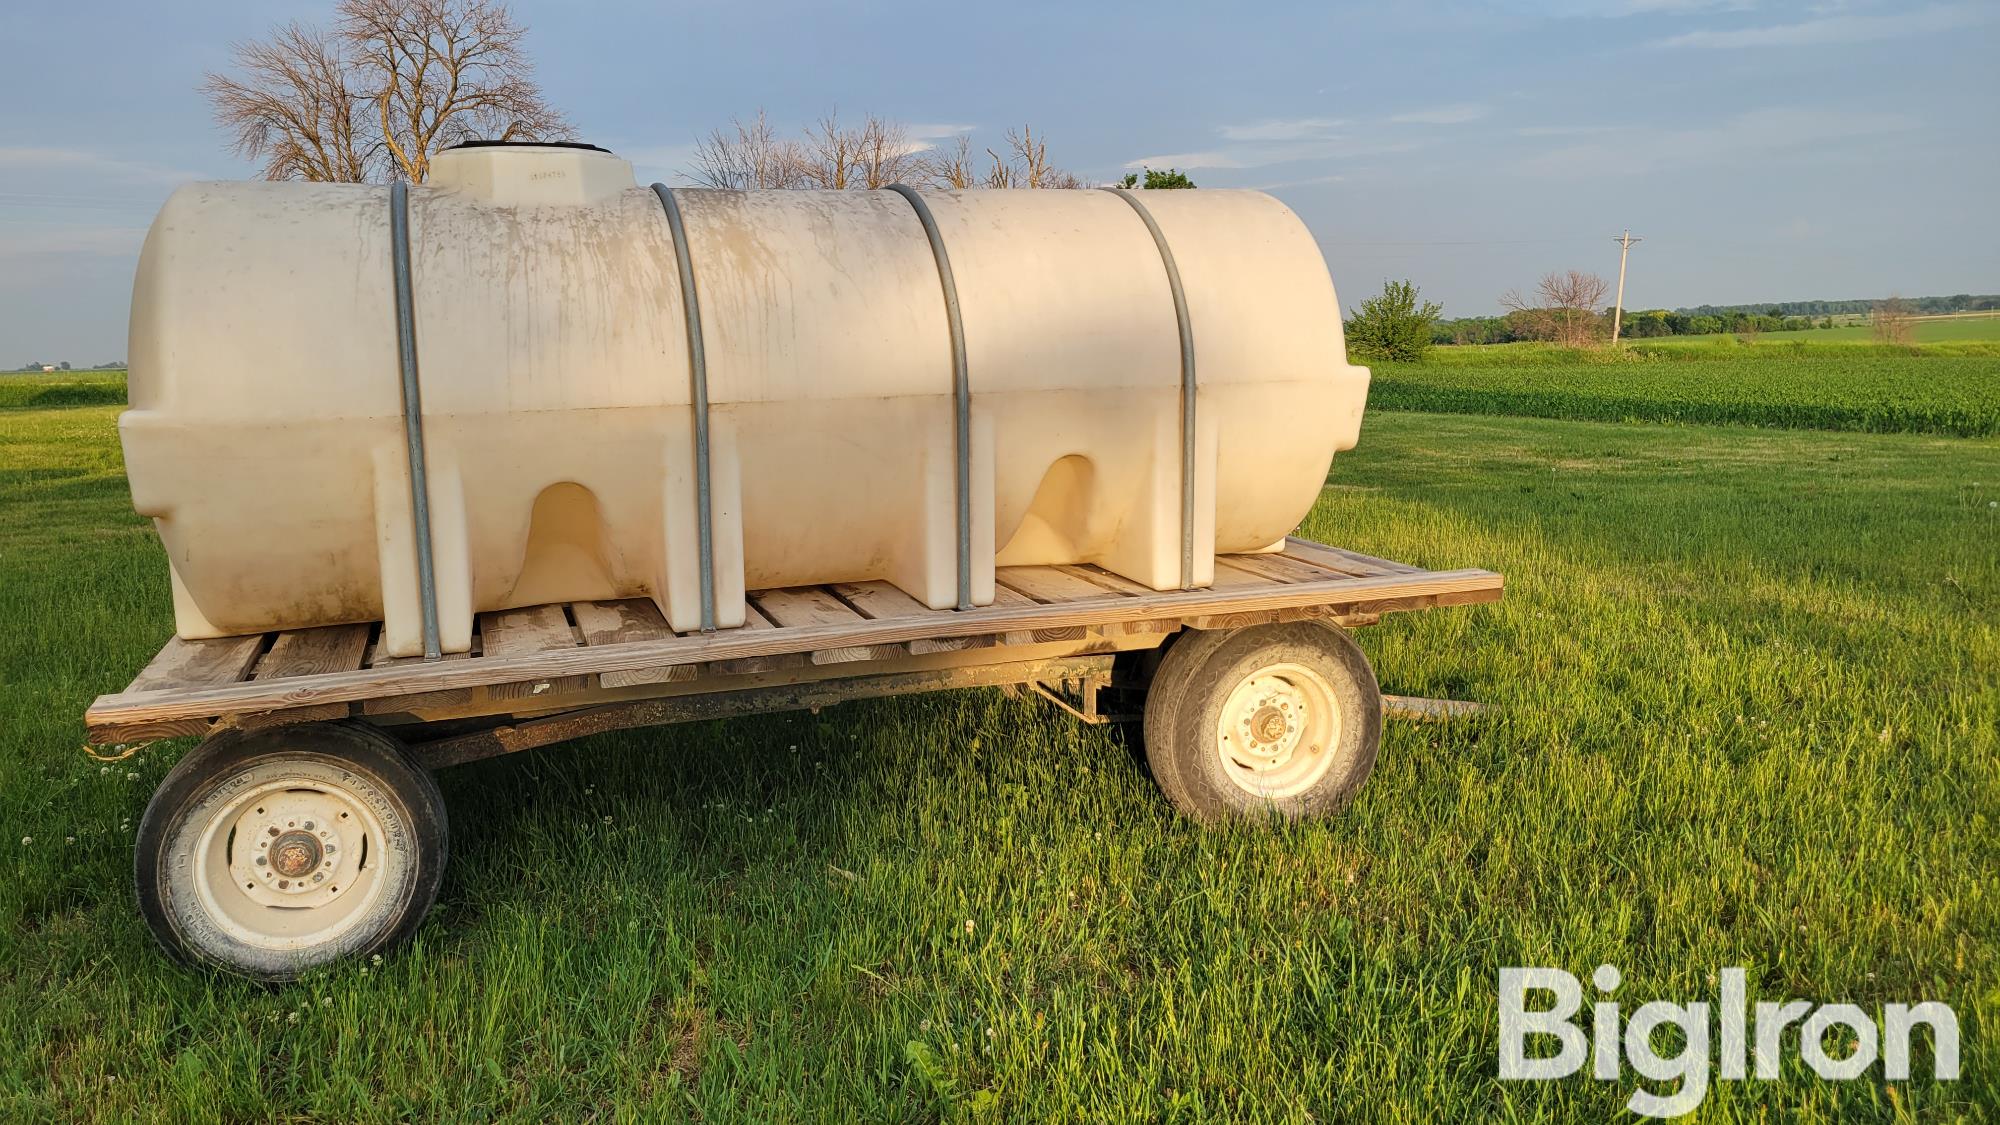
268 830 324 879
1214 662 1344 799
224 789 363 907
1229 685 1307 769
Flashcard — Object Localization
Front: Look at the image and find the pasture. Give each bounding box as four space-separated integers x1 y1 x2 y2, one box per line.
1374 346 2000 436
1 367 1994 1121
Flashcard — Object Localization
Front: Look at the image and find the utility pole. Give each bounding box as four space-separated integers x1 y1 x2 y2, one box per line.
1611 229 1642 343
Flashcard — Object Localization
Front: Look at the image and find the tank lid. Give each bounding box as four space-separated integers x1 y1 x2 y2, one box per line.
429 142 635 206
445 139 612 153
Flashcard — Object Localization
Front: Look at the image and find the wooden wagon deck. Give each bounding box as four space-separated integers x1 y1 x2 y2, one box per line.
85 537 1502 752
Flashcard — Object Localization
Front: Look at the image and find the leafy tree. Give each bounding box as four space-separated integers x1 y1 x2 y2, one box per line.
1345 279 1443 363
1119 167 1196 189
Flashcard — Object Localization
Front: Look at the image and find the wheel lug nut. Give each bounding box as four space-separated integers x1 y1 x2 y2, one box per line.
255 856 266 866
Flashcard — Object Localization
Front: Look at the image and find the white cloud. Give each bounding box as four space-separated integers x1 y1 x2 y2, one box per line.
1655 3 1989 47
1122 114 1430 172
906 123 977 140
1218 118 1345 142
1390 103 1490 126
1512 107 1912 176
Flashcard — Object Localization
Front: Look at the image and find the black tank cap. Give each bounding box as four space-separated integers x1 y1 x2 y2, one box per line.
444 139 611 153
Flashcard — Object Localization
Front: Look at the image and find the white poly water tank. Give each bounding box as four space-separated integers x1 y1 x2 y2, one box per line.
121 143 1369 657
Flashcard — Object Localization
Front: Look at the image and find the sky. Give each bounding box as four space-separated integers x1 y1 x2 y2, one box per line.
3 0 1996 364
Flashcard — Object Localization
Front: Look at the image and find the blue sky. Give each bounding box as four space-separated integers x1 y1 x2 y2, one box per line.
4 0 1995 364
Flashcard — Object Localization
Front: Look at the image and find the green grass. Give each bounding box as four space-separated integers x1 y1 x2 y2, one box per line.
2 392 1996 1121
1372 351 2000 436
0 370 127 411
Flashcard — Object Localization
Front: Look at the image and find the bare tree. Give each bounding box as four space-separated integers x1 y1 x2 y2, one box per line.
918 134 980 189
854 116 920 189
793 111 861 190
1501 270 1611 348
1872 295 1915 346
201 22 376 182
690 109 802 189
692 112 1081 191
204 0 571 184
995 125 1081 190
339 0 572 183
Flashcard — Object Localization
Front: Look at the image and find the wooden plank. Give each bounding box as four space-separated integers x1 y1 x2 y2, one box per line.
755 587 910 665
479 605 587 700
1215 551 1346 585
254 624 371 680
127 635 265 694
829 580 989 655
996 566 1123 604
992 583 1076 643
828 580 932 620
1046 567 1178 633
1207 560 1271 588
1054 565 1153 596
571 599 673 646
83 565 1505 735
1281 536 1415 576
479 604 579 657
571 600 698 688
708 603 806 676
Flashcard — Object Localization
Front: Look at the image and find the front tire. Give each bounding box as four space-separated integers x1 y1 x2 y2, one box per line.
135 721 448 981
1142 622 1382 822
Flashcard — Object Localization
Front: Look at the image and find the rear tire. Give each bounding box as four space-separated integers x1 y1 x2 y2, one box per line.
1142 622 1382 822
135 721 448 981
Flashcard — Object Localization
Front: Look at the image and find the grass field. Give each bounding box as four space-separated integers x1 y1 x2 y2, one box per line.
2 374 1996 1120
0 370 126 411
1372 348 2000 436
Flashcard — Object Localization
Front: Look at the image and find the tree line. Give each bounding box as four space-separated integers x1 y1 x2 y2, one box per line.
204 0 1199 195
1677 294 1999 318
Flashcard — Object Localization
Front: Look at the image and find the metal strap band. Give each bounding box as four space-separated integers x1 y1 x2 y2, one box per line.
887 183 974 611
389 181 443 660
650 184 718 632
1106 187 1197 590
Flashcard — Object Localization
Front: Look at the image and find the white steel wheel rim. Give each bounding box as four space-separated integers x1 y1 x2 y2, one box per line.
190 771 394 952
1215 661 1343 799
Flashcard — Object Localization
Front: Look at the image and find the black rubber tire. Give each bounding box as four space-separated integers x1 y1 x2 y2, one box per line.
135 721 448 981
1141 622 1382 823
